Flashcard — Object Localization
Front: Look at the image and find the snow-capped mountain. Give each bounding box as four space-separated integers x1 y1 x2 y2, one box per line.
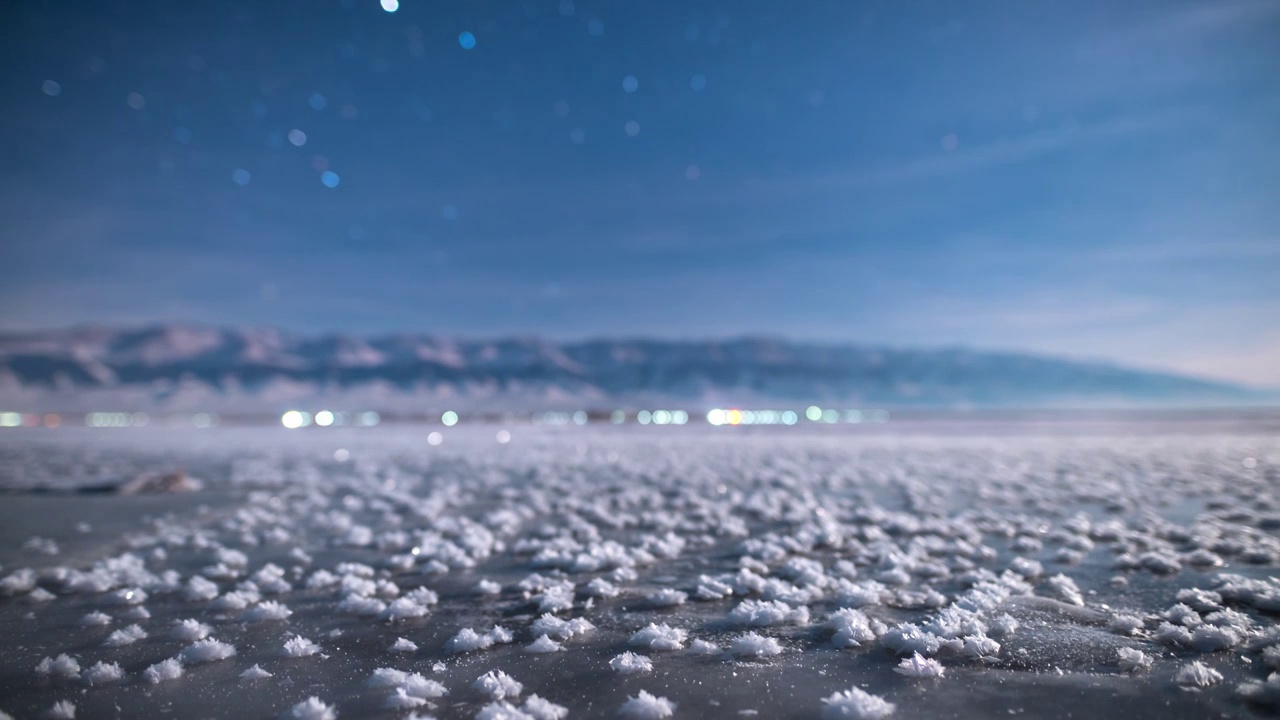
0 324 1269 412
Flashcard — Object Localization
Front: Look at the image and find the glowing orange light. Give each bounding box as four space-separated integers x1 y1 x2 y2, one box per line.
44 414 61 428
726 409 743 425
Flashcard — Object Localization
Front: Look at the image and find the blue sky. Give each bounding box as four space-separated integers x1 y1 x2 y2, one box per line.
1 0 1277 384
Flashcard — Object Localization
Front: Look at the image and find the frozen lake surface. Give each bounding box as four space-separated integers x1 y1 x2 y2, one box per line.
1 421 1278 719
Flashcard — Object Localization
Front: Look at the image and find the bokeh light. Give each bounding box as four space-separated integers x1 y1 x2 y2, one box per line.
42 80 61 97
380 0 399 12
624 120 640 137
458 32 476 50
232 169 251 185
288 129 307 146
321 171 340 188
622 75 639 93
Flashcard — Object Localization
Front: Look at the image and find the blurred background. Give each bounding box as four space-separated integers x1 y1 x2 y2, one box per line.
0 0 1277 422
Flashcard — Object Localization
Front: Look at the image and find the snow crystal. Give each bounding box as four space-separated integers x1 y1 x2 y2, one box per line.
628 623 688 651
243 600 293 621
180 638 237 664
895 652 945 678
1108 614 1145 636
103 623 147 647
522 695 569 720
1043 574 1084 606
241 664 273 680
284 697 337 720
827 608 877 648
473 670 523 699
35 654 80 679
647 588 687 607
525 634 563 653
610 652 653 675
367 668 409 687
47 700 76 719
1239 672 1280 708
618 690 676 720
82 661 125 685
730 632 784 658
385 688 427 710
585 577 620 598
402 674 448 698
172 619 212 641
1190 624 1241 652
1176 661 1224 688
381 597 430 622
185 576 220 602
143 658 184 684
449 627 495 653
687 639 721 655
821 687 895 719
475 579 503 595
80 611 111 626
389 637 418 653
282 635 322 657
1117 648 1152 673
727 599 809 627
530 613 595 641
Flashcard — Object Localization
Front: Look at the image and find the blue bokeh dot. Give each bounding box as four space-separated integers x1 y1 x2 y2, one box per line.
690 74 707 92
458 32 476 50
622 75 638 93
321 171 340 188
232 169 251 185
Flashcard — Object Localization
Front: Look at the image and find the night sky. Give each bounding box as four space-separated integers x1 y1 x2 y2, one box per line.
1 0 1277 383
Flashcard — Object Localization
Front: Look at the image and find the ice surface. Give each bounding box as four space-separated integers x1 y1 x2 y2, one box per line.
1 424 1278 719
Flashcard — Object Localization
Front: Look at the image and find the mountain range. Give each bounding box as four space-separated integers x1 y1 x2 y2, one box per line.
0 325 1271 412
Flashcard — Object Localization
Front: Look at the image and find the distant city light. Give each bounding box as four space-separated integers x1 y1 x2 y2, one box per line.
44 413 62 428
496 430 511 444
458 31 476 50
726 409 743 425
637 410 652 425
822 408 839 423
334 448 350 462
0 412 21 427
427 431 443 446
707 408 725 426
380 0 399 12
781 410 798 425
573 411 587 425
672 410 688 425
192 412 215 428
281 410 305 429
805 405 822 422
845 409 864 423
611 410 626 424
315 410 334 427
360 411 380 426
441 410 458 426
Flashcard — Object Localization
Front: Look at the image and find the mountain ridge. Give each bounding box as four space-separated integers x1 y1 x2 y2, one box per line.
0 323 1271 412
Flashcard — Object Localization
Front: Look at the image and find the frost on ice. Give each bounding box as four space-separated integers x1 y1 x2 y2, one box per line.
143 658 184 684
285 697 337 720
180 638 236 664
610 651 654 674
473 670 523 700
618 690 676 719
822 687 895 719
